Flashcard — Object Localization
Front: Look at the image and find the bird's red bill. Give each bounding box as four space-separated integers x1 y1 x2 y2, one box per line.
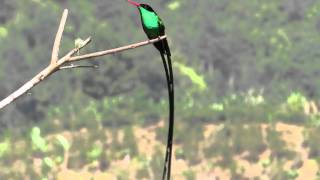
128 0 140 6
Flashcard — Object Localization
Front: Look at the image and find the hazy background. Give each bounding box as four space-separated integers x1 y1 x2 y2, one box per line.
0 0 320 179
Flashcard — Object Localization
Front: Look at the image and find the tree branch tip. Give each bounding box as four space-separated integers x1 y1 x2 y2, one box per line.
85 37 92 42
62 9 68 18
79 37 92 48
51 9 69 65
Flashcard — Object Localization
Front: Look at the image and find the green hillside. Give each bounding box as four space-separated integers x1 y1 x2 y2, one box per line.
0 0 320 179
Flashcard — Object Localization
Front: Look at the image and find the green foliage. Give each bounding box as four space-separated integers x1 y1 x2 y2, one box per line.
174 62 207 91
175 147 185 159
0 0 318 129
30 126 48 152
0 26 8 38
43 157 55 169
204 123 266 166
87 144 103 162
308 114 320 127
116 169 130 180
286 92 307 113
210 102 224 112
303 127 320 160
285 169 299 180
150 146 164 178
55 135 70 152
167 1 180 11
266 127 295 160
0 138 10 158
306 1 320 19
135 155 151 179
0 0 318 126
123 127 138 156
260 158 271 169
182 170 196 180
1 0 320 178
175 122 203 165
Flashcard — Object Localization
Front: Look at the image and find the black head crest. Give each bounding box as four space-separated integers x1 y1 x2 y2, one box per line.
140 4 155 12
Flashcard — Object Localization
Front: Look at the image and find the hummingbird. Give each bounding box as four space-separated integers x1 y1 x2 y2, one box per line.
128 1 174 179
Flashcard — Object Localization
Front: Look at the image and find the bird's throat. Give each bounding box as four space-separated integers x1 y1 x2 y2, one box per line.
139 7 159 29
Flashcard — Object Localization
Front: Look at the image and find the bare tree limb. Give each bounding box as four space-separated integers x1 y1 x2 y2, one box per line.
59 64 99 70
0 9 167 110
51 9 68 65
0 37 91 110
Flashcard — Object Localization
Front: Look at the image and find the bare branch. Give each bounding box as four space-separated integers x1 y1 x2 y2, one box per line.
0 68 48 109
51 9 68 65
0 37 92 109
69 35 167 62
0 7 169 110
42 37 92 80
59 64 99 70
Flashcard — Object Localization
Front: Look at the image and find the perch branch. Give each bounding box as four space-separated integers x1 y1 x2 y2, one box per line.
0 9 167 110
68 35 167 62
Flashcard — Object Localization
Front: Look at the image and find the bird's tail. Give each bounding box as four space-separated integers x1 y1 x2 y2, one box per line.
161 51 174 180
164 39 171 57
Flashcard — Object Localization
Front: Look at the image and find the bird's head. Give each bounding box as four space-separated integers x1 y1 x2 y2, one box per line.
128 0 155 12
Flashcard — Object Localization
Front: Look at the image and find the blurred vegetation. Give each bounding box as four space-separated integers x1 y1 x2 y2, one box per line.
1 0 320 179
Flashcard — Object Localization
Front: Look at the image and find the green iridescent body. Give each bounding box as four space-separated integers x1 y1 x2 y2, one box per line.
137 6 171 57
138 7 162 38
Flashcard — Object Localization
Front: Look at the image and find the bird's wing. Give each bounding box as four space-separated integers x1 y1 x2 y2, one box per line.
157 18 171 56
158 17 165 34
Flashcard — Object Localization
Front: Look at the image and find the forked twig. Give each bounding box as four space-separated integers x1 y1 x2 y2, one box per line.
51 9 68 65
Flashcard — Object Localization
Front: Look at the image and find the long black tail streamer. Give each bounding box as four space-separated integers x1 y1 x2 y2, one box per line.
160 51 174 180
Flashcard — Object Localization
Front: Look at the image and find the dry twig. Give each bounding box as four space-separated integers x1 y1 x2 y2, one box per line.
51 9 68 65
0 9 167 110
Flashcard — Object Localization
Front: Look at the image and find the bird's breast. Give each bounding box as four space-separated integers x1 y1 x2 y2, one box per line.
143 26 161 39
